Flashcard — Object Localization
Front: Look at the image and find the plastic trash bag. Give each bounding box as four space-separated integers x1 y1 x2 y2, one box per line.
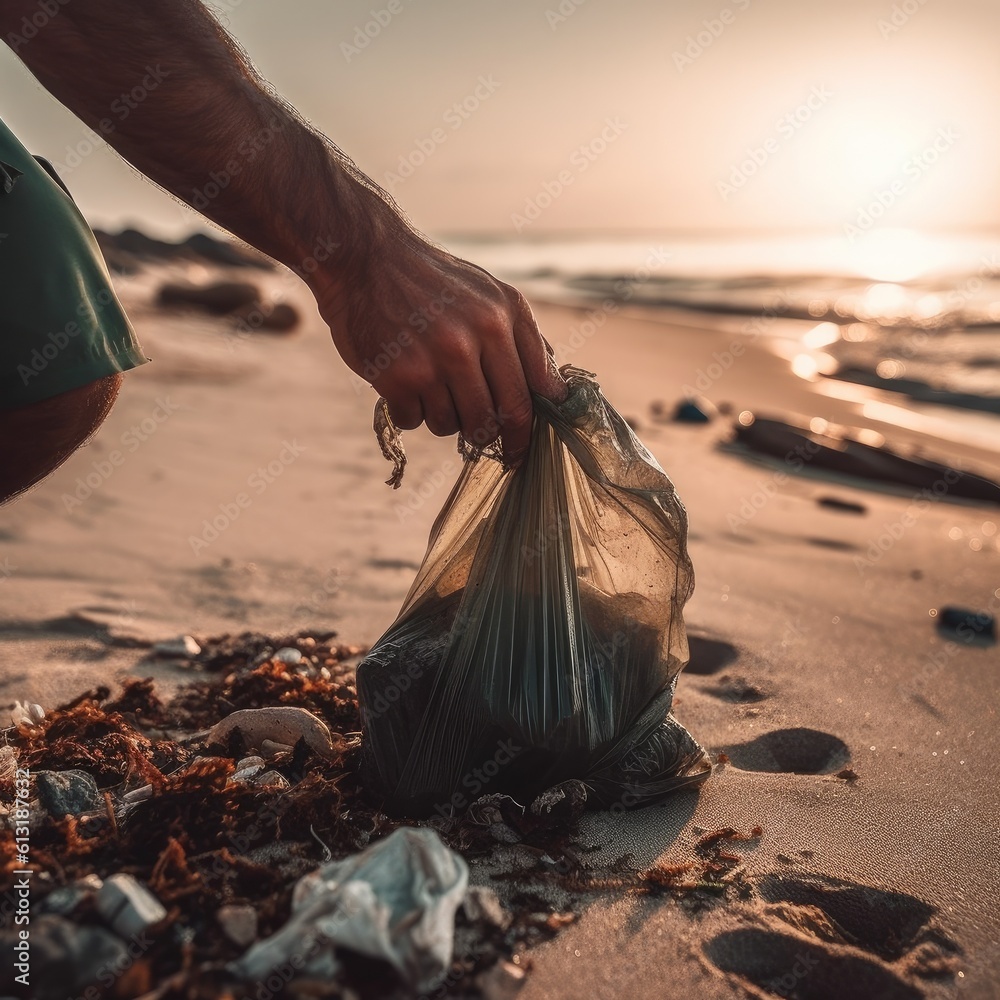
358 366 710 816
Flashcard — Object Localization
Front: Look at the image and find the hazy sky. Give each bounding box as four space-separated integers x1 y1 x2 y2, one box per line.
1 0 996 238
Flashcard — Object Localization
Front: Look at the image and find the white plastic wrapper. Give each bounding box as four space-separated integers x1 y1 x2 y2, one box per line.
231 827 468 991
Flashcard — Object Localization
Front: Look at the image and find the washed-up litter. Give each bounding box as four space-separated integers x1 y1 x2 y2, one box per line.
254 769 290 789
230 755 267 783
9 700 43 727
15 915 141 1000
232 827 468 991
729 411 1000 504
0 638 755 999
152 634 202 658
936 606 997 645
0 745 16 782
671 396 716 423
96 873 168 938
360 366 710 815
205 705 341 760
0 631 597 998
38 873 103 917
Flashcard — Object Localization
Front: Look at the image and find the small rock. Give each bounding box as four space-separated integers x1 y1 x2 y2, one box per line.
671 396 716 424
207 707 339 760
817 495 867 514
157 279 260 315
274 646 303 665
476 960 527 1000
96 874 167 938
260 739 294 757
232 756 267 783
9 701 44 727
462 886 510 930
230 299 301 332
36 770 102 817
217 904 258 947
39 875 103 917
152 635 201 658
8 915 132 1000
253 770 290 789
936 606 997 644
835 767 859 782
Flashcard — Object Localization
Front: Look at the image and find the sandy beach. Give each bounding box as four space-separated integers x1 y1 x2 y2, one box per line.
2 255 998 1000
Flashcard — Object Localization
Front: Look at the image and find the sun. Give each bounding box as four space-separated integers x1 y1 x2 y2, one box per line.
835 121 917 190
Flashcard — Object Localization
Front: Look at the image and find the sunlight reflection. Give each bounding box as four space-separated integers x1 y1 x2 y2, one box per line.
802 322 840 349
842 228 958 282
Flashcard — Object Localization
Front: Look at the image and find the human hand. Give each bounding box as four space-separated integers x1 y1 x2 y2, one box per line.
311 226 567 466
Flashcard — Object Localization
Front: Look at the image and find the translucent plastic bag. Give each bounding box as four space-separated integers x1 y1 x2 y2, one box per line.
357 367 709 816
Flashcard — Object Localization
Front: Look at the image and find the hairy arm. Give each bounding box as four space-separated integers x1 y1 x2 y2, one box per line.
1 0 564 461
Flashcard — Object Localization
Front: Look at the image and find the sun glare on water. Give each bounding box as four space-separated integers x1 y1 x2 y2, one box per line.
843 228 956 282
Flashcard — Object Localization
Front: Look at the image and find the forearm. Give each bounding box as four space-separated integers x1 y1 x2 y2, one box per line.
2 0 567 461
1 0 409 295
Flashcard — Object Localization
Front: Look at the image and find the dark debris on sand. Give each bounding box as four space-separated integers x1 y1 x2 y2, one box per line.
0 632 761 1000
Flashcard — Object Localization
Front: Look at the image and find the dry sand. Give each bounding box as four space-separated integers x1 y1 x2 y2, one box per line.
2 262 998 999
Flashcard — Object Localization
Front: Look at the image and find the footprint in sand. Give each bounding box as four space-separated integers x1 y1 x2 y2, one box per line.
755 874 938 961
685 635 740 675
704 873 958 999
704 929 923 1000
701 674 769 703
721 727 851 775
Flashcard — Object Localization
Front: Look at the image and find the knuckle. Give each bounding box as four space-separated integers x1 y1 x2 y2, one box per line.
433 328 477 367
499 282 531 317
395 361 435 396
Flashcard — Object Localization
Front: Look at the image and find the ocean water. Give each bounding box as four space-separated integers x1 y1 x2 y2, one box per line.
445 228 1000 456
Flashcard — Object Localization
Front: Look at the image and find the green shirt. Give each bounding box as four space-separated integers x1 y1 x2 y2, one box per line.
0 116 148 409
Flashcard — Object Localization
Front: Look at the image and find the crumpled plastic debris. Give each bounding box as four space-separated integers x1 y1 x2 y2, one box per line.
230 827 468 991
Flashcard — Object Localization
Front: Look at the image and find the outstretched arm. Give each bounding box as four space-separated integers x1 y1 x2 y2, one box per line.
1 0 565 462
